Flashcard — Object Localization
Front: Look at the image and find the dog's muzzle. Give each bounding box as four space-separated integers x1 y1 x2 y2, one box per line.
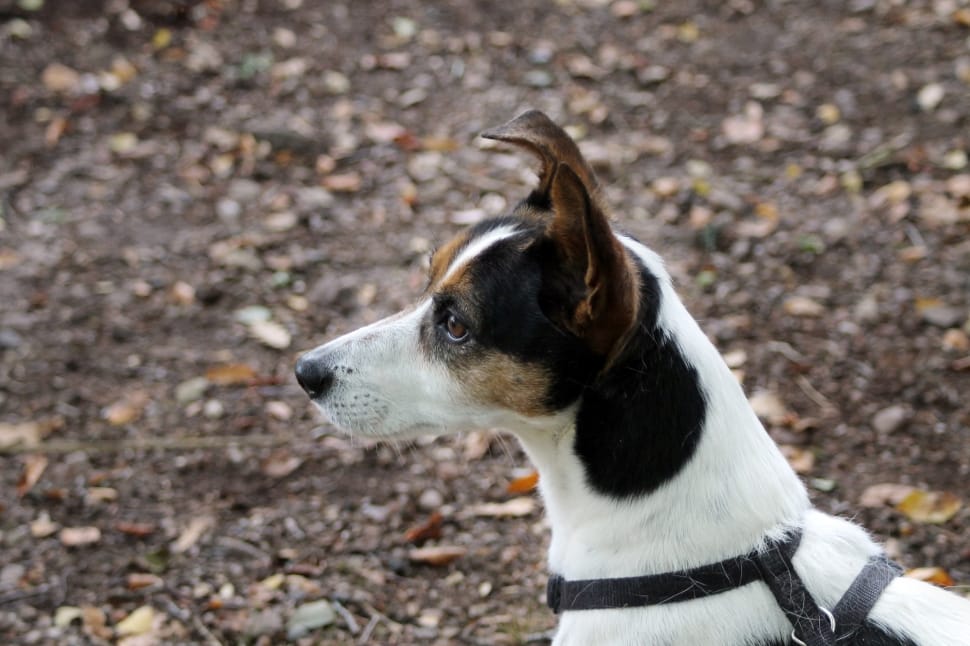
294 354 335 400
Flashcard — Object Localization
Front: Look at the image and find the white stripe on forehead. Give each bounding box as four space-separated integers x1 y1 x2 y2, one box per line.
440 224 520 285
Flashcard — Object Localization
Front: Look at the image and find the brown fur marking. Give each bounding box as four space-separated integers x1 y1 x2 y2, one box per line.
461 350 553 417
428 230 471 290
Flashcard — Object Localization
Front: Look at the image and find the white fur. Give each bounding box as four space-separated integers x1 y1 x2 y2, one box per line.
301 230 970 645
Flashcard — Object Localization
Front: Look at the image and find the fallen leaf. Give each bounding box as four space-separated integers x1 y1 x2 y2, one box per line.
897 489 962 524
31 511 59 538
115 521 157 537
249 320 291 349
408 545 467 566
404 512 443 544
779 445 815 474
59 526 102 547
261 451 303 478
41 62 80 93
17 454 48 497
204 363 257 385
506 471 539 495
103 391 149 426
859 483 917 508
116 605 154 636
171 516 214 554
287 600 336 639
469 497 536 518
82 606 111 640
322 173 361 192
906 566 955 587
748 391 789 426
126 573 163 590
85 486 118 505
783 296 825 318
0 421 42 450
54 606 83 628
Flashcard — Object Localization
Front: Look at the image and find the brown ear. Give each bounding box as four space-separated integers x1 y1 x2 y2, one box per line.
481 110 598 197
546 162 640 359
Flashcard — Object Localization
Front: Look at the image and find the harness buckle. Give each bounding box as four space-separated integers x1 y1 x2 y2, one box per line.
791 606 836 646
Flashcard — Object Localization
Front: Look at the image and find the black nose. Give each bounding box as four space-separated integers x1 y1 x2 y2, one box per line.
295 355 335 399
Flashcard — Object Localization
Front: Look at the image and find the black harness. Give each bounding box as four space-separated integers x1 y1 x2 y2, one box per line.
546 529 902 645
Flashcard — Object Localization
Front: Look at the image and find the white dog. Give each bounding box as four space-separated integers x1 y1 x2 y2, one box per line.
296 110 970 645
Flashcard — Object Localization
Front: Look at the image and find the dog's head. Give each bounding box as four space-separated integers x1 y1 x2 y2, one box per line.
296 111 643 439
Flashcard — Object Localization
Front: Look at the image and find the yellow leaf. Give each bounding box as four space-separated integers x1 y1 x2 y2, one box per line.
906 566 955 587
152 28 172 50
204 363 257 385
506 471 539 495
896 489 962 524
116 605 154 636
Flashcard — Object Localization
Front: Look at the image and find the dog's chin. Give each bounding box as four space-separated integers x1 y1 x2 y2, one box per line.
314 402 444 441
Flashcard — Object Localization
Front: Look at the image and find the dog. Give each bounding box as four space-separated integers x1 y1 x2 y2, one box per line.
295 110 970 645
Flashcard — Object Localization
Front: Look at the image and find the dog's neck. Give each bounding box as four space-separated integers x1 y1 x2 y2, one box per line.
515 238 810 581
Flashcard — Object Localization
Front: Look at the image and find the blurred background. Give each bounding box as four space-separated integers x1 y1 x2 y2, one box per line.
1 0 968 643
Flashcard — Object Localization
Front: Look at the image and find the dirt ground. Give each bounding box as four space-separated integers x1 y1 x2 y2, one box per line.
1 0 969 644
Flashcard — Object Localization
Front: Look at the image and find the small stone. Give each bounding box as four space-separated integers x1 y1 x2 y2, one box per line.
418 488 444 510
227 179 262 202
872 405 908 434
216 199 242 221
296 187 334 210
175 377 209 403
323 70 350 94
249 320 291 349
273 27 297 48
203 399 224 419
246 608 284 637
524 69 553 87
287 600 336 639
920 305 963 328
917 83 945 111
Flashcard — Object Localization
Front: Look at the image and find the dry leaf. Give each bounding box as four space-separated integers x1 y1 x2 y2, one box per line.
506 471 539 495
54 606 83 628
404 512 443 544
116 605 154 636
859 483 917 508
59 526 102 547
126 573 163 590
783 296 825 318
82 605 111 640
905 566 955 587
779 445 815 474
204 363 257 385
322 173 361 192
249 320 291 349
103 391 149 426
41 62 80 93
748 391 789 426
171 515 214 554
115 521 156 537
17 454 48 497
463 430 495 460
408 545 467 566
30 511 60 538
469 497 536 518
0 421 42 450
261 451 303 478
896 489 962 524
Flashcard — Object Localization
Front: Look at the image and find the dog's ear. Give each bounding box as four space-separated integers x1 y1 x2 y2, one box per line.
545 162 640 359
481 109 598 198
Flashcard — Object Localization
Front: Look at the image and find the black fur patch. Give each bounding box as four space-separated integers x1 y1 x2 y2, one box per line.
572 264 707 499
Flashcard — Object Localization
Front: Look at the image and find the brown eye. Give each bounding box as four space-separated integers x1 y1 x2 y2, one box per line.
445 314 469 342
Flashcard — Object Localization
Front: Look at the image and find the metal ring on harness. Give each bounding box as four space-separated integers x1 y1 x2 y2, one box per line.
791 607 836 646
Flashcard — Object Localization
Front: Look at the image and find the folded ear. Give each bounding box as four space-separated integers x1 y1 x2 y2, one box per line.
481 109 598 198
545 162 640 359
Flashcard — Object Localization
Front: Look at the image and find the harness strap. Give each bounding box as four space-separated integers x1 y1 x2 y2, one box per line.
831 555 903 640
546 528 902 645
753 532 835 646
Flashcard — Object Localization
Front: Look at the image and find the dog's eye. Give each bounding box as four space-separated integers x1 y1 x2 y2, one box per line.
444 314 469 343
